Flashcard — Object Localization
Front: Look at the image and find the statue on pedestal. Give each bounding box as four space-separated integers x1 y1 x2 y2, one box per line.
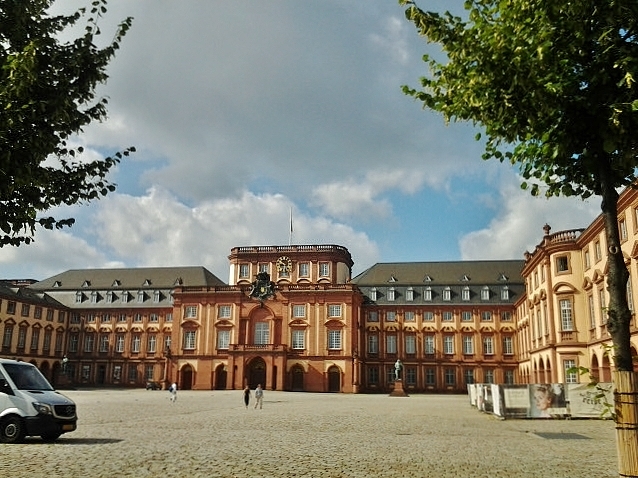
394 359 403 380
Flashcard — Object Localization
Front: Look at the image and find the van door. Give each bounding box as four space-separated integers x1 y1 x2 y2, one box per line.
0 369 15 413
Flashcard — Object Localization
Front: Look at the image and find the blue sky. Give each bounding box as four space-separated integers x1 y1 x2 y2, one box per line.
0 0 601 281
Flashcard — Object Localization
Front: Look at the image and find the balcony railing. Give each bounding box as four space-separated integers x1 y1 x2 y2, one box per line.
229 344 287 352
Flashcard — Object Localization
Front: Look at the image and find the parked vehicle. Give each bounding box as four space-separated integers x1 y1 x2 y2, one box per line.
145 381 161 390
0 359 77 443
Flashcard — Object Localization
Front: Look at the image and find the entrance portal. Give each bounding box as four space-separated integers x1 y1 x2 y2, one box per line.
291 365 304 391
248 357 266 389
328 366 341 392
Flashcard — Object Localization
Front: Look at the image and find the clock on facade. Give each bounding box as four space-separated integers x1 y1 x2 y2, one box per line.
276 256 292 273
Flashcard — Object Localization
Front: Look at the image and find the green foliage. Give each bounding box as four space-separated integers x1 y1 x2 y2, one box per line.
399 0 638 199
0 0 134 246
569 365 616 419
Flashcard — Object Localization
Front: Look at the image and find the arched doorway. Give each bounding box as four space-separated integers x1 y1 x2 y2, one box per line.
291 365 304 392
215 364 227 390
248 357 266 389
327 366 341 392
591 354 600 381
601 355 612 382
181 364 194 390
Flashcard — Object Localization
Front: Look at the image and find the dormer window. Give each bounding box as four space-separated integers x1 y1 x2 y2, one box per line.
369 288 377 301
112 280 121 287
53 281 61 288
481 286 490 301
91 291 99 304
406 287 414 301
443 287 451 301
137 291 145 303
387 287 396 301
462 286 470 301
424 286 432 301
143 279 152 286
82 280 91 288
501 286 510 301
75 291 83 303
388 275 397 282
154 290 161 303
461 275 470 282
106 291 114 304
121 292 129 303
423 275 432 282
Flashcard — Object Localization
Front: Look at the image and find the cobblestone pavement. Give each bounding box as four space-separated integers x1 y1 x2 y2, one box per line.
0 389 617 478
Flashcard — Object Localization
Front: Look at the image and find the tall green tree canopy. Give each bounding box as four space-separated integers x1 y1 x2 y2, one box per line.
0 0 133 246
400 0 638 370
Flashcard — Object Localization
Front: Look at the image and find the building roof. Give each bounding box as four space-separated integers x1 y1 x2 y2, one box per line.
352 260 524 285
0 281 64 308
29 266 225 291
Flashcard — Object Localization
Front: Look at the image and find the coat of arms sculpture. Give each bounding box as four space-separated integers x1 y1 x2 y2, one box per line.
249 271 276 303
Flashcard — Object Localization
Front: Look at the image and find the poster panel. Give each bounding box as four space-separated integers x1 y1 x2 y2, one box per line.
567 382 614 418
491 384 505 417
528 384 568 418
468 384 478 406
502 385 530 418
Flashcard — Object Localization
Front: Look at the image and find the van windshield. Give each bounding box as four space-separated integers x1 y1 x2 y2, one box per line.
3 363 54 391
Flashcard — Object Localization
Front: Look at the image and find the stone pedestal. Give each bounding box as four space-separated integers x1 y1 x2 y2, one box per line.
389 379 408 397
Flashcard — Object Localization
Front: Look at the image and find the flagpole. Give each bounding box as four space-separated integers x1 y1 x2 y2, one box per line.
289 207 293 246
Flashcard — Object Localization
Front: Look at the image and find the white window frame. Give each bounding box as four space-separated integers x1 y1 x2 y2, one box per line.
367 334 379 354
443 336 454 355
319 262 330 277
560 299 574 331
442 287 451 301
483 336 494 355
386 311 396 322
328 330 342 350
405 288 414 301
218 305 232 318
462 335 473 355
217 330 230 350
254 322 270 345
462 286 470 301
405 335 416 354
291 330 305 350
293 305 306 318
387 288 396 301
328 304 341 317
424 335 435 354
386 335 397 354
183 330 197 350
184 305 198 319
564 359 578 383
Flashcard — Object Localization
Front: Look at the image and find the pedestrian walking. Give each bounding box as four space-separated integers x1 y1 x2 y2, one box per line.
169 382 177 403
254 384 264 409
243 385 251 408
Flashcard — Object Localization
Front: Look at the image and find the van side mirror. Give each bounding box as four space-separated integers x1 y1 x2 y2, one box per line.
0 378 14 395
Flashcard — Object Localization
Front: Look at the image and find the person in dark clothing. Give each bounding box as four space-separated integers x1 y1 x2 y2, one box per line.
243 385 251 408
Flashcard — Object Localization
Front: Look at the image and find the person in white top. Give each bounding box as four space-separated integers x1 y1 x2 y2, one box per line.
169 382 177 403
254 384 264 409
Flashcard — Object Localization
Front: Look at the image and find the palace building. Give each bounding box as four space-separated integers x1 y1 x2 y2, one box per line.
3 187 638 392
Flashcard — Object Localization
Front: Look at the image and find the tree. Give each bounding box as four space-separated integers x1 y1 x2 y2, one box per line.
399 0 638 475
0 0 134 246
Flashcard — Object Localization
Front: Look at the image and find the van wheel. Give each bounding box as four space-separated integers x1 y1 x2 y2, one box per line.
0 416 25 443
41 432 61 442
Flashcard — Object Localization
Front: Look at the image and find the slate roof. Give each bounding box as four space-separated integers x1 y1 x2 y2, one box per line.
28 266 225 291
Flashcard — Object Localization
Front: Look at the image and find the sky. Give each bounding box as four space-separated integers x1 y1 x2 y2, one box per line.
1 0 601 282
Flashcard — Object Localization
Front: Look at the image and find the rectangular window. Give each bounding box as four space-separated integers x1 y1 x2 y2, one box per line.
369 288 377 301
404 311 415 322
17 327 26 348
504 370 515 385
43 330 52 352
443 335 454 355
405 367 417 385
386 335 397 354
86 313 95 323
166 313 173 323
462 287 470 301
560 299 574 331
299 262 309 277
564 359 578 383
30 328 40 351
556 255 569 272
461 311 472 322
21 304 30 317
387 288 396 301
501 287 510 300
484 369 494 384
442 311 453 321
121 292 129 303
58 311 65 323
69 334 79 353
424 311 434 321
627 278 634 312
133 313 142 323
164 335 172 352
425 368 436 385
113 365 122 381
34 307 42 319
82 365 91 381
148 335 157 353
254 322 269 345
83 334 94 353
328 330 342 350
137 291 145 303
481 287 490 301
584 250 591 269
291 330 305 350
386 311 396 322
7 301 16 314
128 365 137 382
116 334 125 353
445 369 455 386
258 263 269 273
75 291 83 303
55 333 63 352
405 288 414 301
149 313 159 323
118 314 127 322
424 335 435 354
106 291 113 303
367 334 379 354
368 311 378 322
328 304 341 317
442 288 451 301
183 330 197 350
483 336 494 355
145 365 155 381
503 336 513 355
131 335 141 353
367 367 379 385
595 241 602 261
462 335 473 355
218 305 232 318
464 369 474 385
100 334 109 353
405 335 416 354
319 263 330 277
500 311 512 322
217 330 230 350
620 219 628 241
184 305 197 318
600 289 607 324
91 291 98 304
588 294 596 329
153 290 161 303
2 324 13 348
239 264 250 278
293 305 306 318
481 311 492 321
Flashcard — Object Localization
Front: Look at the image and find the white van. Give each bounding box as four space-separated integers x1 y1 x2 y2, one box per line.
0 358 77 443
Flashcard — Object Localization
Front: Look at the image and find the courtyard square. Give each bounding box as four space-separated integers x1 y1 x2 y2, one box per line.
0 389 617 478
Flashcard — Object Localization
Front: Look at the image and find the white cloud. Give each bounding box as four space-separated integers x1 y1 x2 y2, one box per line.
459 181 600 260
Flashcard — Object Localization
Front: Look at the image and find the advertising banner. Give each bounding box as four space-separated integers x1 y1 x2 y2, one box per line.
528 384 567 418
567 382 614 418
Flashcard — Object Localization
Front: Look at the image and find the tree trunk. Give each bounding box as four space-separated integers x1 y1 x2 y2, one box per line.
599 163 638 477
